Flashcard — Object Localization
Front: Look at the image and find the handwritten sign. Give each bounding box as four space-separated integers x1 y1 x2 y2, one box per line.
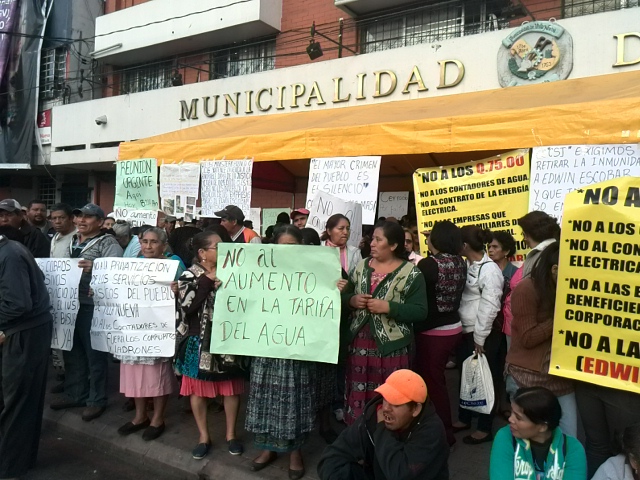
159 163 201 200
378 191 409 219
413 149 531 260
211 244 341 363
90 258 179 357
531 145 640 223
36 258 83 351
306 156 381 224
114 158 159 210
308 191 362 248
248 207 262 235
200 159 253 218
261 208 289 236
113 208 158 227
550 176 640 393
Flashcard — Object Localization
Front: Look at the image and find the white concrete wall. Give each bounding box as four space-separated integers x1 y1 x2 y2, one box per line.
94 0 282 64
52 9 640 166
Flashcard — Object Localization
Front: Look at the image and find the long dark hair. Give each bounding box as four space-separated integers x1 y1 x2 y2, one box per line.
460 225 493 253
513 387 562 430
430 220 463 255
518 211 561 243
190 230 223 264
320 214 350 241
375 221 408 260
530 241 560 316
300 228 321 246
273 225 303 245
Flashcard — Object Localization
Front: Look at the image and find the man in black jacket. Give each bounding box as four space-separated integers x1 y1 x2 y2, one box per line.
318 370 449 480
0 198 50 258
0 228 53 479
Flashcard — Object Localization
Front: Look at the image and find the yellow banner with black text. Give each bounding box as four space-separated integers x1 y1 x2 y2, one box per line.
550 177 640 393
412 149 530 259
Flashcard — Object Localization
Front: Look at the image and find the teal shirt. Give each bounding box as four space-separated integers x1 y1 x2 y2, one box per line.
490 426 587 480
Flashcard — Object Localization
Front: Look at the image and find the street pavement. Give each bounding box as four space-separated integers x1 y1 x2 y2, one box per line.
40 360 501 479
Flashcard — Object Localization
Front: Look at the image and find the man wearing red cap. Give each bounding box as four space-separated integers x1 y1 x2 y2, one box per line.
318 369 449 480
291 208 310 229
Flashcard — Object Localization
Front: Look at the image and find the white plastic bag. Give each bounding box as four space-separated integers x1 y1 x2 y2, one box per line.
459 353 495 415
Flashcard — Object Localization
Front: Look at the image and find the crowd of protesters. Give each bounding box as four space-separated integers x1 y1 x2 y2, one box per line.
1 196 640 480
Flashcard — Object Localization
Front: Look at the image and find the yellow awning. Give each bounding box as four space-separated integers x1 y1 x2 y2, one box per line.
118 70 640 163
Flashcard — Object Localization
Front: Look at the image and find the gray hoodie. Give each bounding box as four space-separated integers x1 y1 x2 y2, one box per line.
592 455 634 480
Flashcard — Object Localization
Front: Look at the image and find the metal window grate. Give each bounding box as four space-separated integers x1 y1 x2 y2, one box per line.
210 39 276 79
40 47 67 100
563 0 639 17
360 2 508 54
38 178 57 208
120 60 173 94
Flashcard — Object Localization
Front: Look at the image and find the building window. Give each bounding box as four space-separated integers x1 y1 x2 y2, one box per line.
38 178 57 208
40 47 67 100
360 2 508 53
210 39 276 79
120 60 173 94
563 0 639 17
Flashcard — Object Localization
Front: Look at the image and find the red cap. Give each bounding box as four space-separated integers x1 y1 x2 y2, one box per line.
375 370 427 405
291 208 310 219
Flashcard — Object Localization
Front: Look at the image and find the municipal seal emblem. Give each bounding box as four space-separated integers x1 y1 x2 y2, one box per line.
497 19 573 87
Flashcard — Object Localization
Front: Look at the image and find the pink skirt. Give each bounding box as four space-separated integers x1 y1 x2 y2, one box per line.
180 377 245 398
120 362 178 398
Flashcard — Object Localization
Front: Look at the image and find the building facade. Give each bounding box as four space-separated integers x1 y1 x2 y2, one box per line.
2 0 639 213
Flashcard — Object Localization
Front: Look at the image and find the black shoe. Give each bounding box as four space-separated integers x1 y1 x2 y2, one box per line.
227 438 243 455
50 399 85 410
118 419 151 436
462 433 493 445
142 423 165 441
82 406 106 422
192 442 210 460
49 383 65 394
289 467 306 480
250 452 277 471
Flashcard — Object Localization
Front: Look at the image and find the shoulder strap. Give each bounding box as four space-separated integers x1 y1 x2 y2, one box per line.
563 434 567 457
476 261 492 293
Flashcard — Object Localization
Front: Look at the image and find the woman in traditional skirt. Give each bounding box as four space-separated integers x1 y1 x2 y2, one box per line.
117 228 184 441
174 227 247 460
246 225 321 480
342 221 428 425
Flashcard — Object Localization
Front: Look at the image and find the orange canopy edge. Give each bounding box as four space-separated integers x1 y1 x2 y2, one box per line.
118 70 640 163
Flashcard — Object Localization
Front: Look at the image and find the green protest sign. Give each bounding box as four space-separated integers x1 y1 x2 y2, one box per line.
211 244 341 363
114 158 159 210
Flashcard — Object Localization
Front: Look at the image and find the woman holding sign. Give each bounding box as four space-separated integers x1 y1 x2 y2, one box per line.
321 214 361 276
174 228 247 460
117 228 184 441
342 221 428 425
246 225 317 479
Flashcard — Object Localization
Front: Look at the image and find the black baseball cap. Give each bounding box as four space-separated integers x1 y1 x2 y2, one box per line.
0 199 22 213
214 205 245 222
73 203 105 219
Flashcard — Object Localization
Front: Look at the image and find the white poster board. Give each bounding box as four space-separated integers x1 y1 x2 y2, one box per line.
36 258 83 351
305 156 381 224
308 191 363 248
378 191 409 219
113 208 159 227
200 159 253 218
159 163 201 199
90 258 179 357
530 144 640 222
248 207 262 235
261 208 288 235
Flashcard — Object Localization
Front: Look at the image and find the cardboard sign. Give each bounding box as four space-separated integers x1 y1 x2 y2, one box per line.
113 208 159 228
90 258 179 357
531 144 640 222
114 158 159 211
307 191 363 248
306 156 381 224
550 176 640 393
378 191 409 219
413 149 531 260
159 163 201 202
211 244 341 363
200 159 253 218
36 258 82 351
